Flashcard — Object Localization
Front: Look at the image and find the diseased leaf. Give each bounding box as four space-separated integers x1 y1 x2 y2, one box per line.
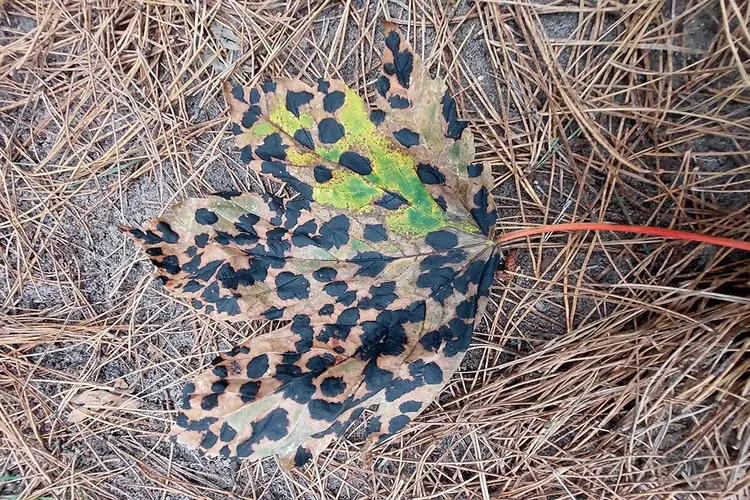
122 22 499 467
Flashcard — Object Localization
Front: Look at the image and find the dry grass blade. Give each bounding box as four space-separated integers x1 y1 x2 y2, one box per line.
1 0 748 498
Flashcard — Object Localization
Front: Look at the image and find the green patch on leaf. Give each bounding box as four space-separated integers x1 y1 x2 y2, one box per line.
313 172 379 212
248 120 276 137
386 207 443 236
269 104 313 135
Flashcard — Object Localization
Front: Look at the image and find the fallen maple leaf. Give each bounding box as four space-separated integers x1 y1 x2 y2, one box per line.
122 22 499 467
120 19 750 467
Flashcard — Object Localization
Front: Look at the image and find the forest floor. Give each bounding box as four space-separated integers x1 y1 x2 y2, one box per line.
1 0 749 498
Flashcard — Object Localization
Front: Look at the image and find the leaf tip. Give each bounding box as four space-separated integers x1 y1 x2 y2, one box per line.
381 19 397 33
221 80 233 101
277 455 296 472
223 81 250 124
119 225 141 241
